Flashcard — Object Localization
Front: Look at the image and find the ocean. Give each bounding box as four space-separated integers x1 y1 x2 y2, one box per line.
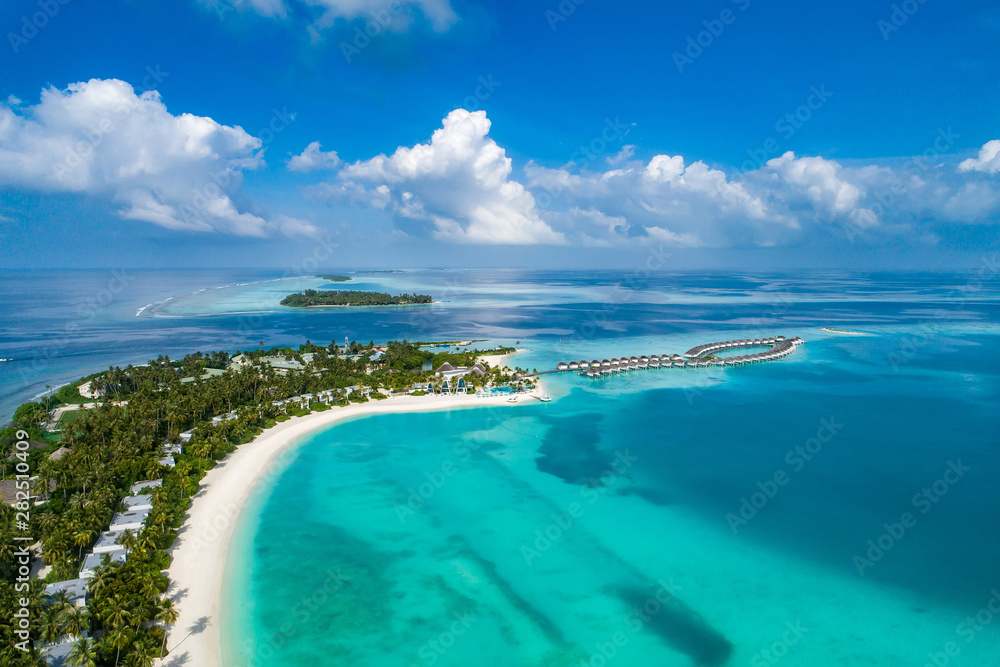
2 269 999 665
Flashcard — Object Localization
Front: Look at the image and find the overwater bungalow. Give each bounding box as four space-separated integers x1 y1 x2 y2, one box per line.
557 362 569 371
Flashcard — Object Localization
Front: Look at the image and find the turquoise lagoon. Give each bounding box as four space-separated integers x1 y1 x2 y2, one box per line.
223 327 1000 666
2 269 998 664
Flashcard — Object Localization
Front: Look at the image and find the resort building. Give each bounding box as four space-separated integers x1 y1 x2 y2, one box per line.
130 480 161 495
123 494 153 512
79 550 126 580
44 579 88 607
92 530 128 555
109 509 150 533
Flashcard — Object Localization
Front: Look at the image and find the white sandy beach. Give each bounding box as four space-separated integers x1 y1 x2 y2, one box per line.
160 378 543 666
477 348 527 369
819 327 872 336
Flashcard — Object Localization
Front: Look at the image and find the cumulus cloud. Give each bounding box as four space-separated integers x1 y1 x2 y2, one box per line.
234 0 457 32
524 151 774 247
288 141 341 172
959 140 1000 174
0 79 305 237
290 113 1000 250
762 151 876 228
332 109 565 244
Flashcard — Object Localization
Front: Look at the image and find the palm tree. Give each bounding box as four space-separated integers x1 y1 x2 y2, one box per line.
155 598 179 658
101 594 133 634
40 603 64 644
71 524 93 562
123 644 157 667
60 605 90 640
106 625 132 667
67 637 98 667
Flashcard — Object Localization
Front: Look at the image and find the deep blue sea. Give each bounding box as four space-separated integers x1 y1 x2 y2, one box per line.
2 269 999 665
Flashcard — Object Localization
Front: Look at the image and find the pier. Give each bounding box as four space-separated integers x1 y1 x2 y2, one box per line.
552 335 804 378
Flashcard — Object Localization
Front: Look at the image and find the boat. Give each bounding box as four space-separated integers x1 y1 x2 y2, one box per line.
538 395 551 402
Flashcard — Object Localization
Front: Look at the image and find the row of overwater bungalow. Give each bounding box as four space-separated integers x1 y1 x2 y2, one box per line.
555 336 804 377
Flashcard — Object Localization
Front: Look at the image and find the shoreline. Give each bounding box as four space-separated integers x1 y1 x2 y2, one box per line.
819 327 872 336
161 374 543 665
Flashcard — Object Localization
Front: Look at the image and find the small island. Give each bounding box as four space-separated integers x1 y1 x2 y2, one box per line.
281 289 432 307
317 274 352 282
820 327 872 336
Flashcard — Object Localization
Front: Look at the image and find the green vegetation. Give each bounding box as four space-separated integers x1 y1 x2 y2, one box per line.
0 338 529 664
316 274 351 282
280 289 432 307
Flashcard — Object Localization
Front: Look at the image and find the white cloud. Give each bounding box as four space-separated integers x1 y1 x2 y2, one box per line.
273 214 322 237
569 206 629 235
307 117 1000 247
607 144 635 165
236 0 457 32
336 109 565 244
958 139 1000 174
644 154 684 183
643 225 704 247
764 152 864 216
525 152 774 246
288 141 341 172
0 79 296 237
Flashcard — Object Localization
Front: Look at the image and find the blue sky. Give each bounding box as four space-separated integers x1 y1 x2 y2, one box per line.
0 0 998 269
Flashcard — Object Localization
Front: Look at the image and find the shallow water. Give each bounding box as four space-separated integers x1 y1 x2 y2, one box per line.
225 329 1000 666
3 269 999 664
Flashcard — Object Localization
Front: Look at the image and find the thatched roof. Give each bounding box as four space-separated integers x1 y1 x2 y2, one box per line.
1 478 55 505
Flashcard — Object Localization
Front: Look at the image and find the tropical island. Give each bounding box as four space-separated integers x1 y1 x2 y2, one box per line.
280 289 432 307
316 274 351 282
0 340 533 666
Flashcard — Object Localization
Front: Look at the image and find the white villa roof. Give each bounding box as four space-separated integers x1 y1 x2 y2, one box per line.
44 578 88 606
123 494 152 511
80 550 126 579
129 480 161 495
93 531 128 554
109 508 149 532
